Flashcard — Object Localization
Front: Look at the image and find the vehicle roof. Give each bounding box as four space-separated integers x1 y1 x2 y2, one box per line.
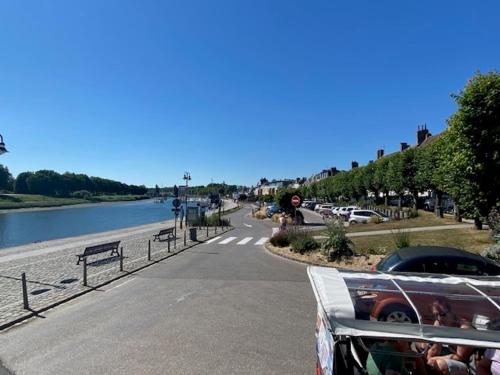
396 246 484 261
308 266 500 348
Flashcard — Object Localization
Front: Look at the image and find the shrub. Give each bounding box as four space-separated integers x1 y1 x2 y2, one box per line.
487 208 500 238
482 244 500 263
392 229 411 248
71 190 92 200
254 211 267 219
291 236 319 254
408 209 419 219
321 219 353 261
285 229 319 254
270 231 290 247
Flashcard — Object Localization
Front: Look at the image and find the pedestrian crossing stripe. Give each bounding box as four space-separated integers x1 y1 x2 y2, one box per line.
205 236 270 246
254 237 268 245
218 237 237 244
237 237 253 245
205 236 222 244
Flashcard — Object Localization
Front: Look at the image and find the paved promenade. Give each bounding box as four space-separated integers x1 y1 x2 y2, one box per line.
0 201 238 329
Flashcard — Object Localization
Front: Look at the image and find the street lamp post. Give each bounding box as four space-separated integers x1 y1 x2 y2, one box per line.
0 134 8 155
183 172 191 229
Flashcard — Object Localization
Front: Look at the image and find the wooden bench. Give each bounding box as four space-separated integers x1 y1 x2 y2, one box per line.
153 227 175 242
76 241 120 265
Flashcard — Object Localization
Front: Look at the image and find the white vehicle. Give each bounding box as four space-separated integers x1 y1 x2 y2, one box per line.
315 203 334 213
348 209 390 224
331 206 341 215
336 206 358 218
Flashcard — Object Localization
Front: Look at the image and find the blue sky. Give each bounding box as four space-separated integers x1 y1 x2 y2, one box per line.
1 1 499 188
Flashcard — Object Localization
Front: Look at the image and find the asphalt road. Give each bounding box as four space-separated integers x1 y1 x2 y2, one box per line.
0 206 316 375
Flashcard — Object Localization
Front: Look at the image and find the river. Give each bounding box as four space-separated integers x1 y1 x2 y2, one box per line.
0 199 199 249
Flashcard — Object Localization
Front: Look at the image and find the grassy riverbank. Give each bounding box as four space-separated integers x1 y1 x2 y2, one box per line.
0 194 149 210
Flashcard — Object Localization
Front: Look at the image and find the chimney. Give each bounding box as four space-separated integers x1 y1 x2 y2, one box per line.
377 149 384 159
351 161 359 169
417 124 430 146
400 142 409 152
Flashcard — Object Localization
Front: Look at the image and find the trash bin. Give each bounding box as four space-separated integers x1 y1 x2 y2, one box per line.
189 227 197 241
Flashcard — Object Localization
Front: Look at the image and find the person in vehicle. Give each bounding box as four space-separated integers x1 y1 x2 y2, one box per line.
425 297 473 375
476 319 500 375
477 349 500 375
366 340 427 375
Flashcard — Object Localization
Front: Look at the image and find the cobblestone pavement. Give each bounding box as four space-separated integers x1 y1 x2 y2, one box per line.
0 224 232 329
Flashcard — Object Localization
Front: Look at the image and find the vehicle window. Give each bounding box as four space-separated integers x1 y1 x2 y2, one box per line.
377 253 401 271
422 260 448 273
453 263 481 275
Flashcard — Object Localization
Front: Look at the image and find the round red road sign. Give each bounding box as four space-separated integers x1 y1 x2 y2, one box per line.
291 195 301 207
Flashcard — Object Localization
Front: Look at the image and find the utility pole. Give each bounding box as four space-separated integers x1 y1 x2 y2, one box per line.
183 172 191 229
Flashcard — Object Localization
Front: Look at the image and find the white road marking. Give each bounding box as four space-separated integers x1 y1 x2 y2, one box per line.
205 236 222 244
243 223 252 228
237 237 253 245
218 237 237 244
106 277 136 292
255 237 269 245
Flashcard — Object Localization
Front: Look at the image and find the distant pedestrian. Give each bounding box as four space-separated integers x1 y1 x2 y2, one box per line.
279 212 287 231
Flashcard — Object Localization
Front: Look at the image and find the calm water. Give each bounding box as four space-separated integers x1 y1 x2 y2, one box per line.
0 199 194 249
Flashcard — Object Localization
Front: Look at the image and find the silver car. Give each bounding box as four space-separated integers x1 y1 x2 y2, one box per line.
348 209 389 224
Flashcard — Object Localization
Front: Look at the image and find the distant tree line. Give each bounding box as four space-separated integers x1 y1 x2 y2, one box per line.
299 71 500 229
0 168 147 197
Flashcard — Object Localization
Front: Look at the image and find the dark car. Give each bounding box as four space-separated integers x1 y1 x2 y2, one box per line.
375 246 500 276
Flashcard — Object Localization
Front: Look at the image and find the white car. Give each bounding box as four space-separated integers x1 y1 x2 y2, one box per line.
315 203 333 213
348 209 390 224
337 206 359 218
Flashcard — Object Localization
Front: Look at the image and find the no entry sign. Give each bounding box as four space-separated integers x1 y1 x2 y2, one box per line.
291 195 301 207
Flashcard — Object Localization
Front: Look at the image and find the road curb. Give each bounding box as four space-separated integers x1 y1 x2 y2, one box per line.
263 241 334 268
0 227 234 332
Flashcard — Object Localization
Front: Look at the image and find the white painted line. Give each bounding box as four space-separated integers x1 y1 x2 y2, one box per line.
237 237 253 245
205 236 222 244
219 237 237 245
243 223 252 228
106 277 136 292
255 237 269 245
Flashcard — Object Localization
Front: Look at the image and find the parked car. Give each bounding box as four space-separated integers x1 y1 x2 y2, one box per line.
348 209 389 224
305 201 318 210
265 204 281 217
315 203 334 213
337 206 359 219
375 246 500 276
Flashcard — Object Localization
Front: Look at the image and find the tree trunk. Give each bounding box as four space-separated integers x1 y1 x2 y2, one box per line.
412 190 419 211
474 216 482 230
454 203 462 222
435 191 443 218
384 192 388 206
398 194 402 209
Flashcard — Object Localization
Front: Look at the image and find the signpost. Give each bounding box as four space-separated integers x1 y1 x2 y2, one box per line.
172 197 181 239
291 195 301 226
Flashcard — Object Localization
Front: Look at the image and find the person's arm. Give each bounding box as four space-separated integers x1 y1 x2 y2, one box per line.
476 356 492 375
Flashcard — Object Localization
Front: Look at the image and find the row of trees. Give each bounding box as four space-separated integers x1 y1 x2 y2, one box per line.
0 168 147 197
299 71 500 229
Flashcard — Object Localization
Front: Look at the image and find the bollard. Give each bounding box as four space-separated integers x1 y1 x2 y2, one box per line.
21 272 29 310
120 247 124 271
168 237 171 253
148 240 151 261
184 230 187 246
206 225 209 237
174 235 177 249
83 257 88 287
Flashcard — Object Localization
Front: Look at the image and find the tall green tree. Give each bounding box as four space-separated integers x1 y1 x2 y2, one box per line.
441 71 500 228
0 164 14 191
